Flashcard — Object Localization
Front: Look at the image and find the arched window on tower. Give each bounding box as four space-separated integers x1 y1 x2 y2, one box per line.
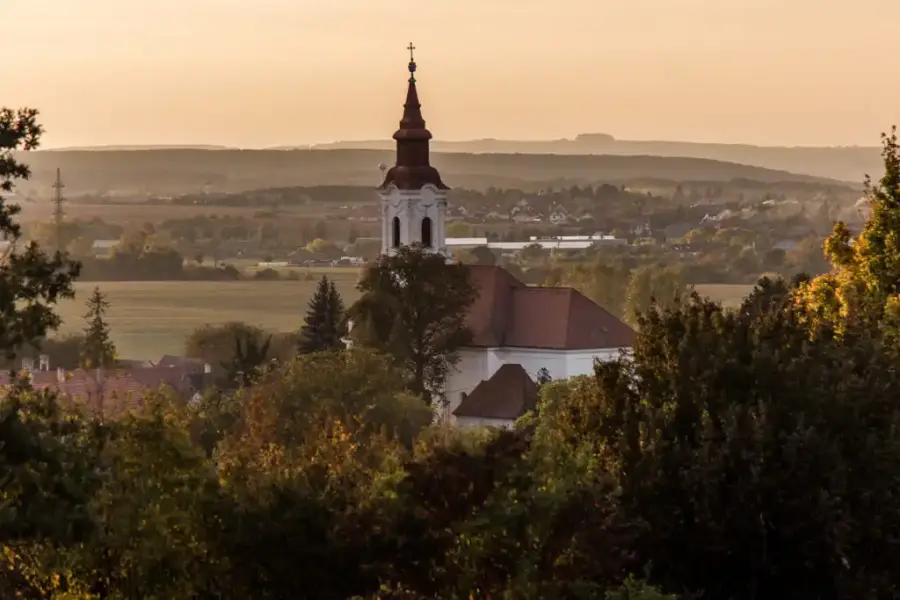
421 216 433 248
392 217 401 248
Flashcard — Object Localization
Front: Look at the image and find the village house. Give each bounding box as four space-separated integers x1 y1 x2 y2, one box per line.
0 356 211 419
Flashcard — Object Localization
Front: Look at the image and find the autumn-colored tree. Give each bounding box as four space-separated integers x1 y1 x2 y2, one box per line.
797 127 900 337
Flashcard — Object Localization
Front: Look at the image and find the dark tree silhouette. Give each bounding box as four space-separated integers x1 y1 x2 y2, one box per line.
298 275 346 354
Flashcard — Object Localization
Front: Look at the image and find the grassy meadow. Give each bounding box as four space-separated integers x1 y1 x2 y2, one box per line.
56 276 361 361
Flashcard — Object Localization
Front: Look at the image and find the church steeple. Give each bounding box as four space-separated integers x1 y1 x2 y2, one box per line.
378 45 449 257
379 44 448 191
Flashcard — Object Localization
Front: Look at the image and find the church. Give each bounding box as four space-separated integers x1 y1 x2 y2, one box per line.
377 46 634 427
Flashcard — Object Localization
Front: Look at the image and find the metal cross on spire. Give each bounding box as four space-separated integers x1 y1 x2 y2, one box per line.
406 43 418 82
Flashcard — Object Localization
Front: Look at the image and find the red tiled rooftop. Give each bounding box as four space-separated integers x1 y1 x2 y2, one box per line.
453 363 538 421
0 366 201 418
464 265 634 350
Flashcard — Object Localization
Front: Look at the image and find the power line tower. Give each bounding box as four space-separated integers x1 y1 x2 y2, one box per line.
51 168 65 254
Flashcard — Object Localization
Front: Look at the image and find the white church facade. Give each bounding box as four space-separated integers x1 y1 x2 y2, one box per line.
377 46 634 427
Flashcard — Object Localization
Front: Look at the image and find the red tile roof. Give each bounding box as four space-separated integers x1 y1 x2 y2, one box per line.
453 363 538 421
0 366 200 419
464 265 634 350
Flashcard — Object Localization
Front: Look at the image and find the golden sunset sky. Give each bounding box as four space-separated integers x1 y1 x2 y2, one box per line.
7 0 900 148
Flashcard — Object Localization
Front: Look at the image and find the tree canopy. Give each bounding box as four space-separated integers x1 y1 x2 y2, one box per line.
350 245 477 402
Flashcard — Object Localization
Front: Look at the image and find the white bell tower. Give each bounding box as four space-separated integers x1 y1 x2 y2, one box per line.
378 43 449 257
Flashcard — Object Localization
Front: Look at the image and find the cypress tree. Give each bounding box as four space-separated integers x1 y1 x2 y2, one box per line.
80 286 117 368
298 275 346 354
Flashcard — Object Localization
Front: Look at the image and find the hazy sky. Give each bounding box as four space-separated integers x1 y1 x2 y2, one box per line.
7 0 900 148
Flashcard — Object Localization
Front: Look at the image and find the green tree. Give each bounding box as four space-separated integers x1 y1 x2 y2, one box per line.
221 332 272 387
0 387 101 598
540 293 900 598
0 108 80 358
298 275 346 354
380 422 638 598
80 286 116 368
350 245 477 402
0 386 97 545
43 396 228 598
469 245 498 266
66 235 95 259
548 259 631 318
517 242 548 265
305 238 343 259
605 576 677 600
623 265 690 326
186 322 266 360
214 349 431 600
445 220 473 238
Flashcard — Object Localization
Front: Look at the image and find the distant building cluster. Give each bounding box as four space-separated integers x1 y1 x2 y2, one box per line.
445 234 626 253
2 354 212 419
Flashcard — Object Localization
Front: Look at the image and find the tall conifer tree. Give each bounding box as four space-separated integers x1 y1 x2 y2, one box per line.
298 275 346 354
80 286 116 368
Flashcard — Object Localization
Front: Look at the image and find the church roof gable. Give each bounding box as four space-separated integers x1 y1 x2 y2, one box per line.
453 363 538 420
463 265 634 350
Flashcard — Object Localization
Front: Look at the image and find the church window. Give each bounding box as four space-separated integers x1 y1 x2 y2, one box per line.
421 216 433 248
392 217 401 248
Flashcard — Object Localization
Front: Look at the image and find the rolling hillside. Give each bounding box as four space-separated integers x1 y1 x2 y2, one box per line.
309 136 881 183
18 149 851 196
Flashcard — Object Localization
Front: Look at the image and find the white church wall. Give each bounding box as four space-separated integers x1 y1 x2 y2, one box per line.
444 348 489 417
488 346 623 382
447 345 627 425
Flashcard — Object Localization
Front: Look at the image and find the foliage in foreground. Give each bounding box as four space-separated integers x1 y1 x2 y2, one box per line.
4 114 900 597
7 283 900 598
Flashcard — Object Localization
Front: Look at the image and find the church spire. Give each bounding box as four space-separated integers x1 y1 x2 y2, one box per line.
378 44 448 191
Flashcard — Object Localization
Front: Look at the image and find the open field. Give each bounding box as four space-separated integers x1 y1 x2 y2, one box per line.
50 280 753 361
55 279 361 361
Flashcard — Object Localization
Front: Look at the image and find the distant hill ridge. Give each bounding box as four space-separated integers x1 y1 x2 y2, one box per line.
299 134 880 183
50 144 234 151
47 133 881 183
19 147 855 196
